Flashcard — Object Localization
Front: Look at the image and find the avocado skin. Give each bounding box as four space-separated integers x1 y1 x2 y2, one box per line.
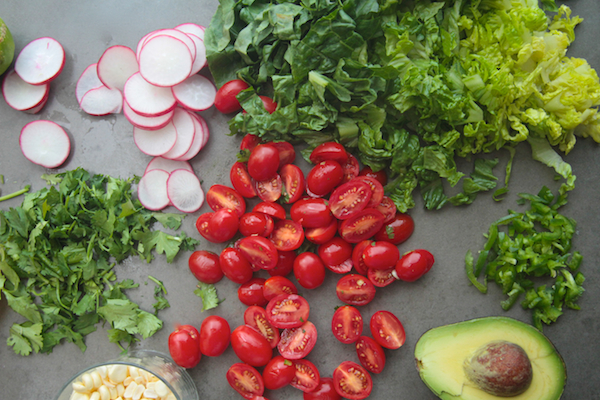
0 17 15 76
414 316 566 400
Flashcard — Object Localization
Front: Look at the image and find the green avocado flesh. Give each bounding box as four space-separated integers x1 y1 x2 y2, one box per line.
0 17 15 76
414 317 566 400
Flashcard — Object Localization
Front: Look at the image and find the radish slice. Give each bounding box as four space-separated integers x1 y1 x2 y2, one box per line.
137 168 170 210
138 35 193 87
194 113 210 148
167 168 204 213
184 33 206 75
145 156 193 174
137 29 196 63
20 120 70 168
133 120 177 156
2 69 50 111
172 74 215 112
80 85 123 116
76 64 103 104
15 37 65 85
174 112 206 161
123 100 173 130
24 92 49 114
97 45 139 91
162 107 196 160
123 72 176 117
175 23 205 40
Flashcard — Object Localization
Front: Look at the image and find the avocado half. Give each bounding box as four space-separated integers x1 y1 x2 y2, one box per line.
0 17 15 76
414 316 566 400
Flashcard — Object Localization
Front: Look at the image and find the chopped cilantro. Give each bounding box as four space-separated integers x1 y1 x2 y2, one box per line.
194 282 223 311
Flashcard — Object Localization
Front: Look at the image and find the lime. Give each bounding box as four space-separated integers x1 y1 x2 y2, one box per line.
0 17 15 76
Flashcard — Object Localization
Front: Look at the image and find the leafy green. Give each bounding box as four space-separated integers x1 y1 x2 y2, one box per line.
465 186 584 330
0 168 198 355
205 0 600 211
194 282 223 312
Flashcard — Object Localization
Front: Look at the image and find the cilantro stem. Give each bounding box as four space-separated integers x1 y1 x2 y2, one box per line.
148 275 167 295
0 185 31 202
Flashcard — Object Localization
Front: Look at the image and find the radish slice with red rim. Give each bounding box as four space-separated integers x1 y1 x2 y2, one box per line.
174 112 206 161
80 85 123 116
172 74 215 112
123 72 176 117
184 33 206 75
138 35 193 87
20 120 70 168
2 69 50 111
137 29 196 62
24 92 49 114
133 120 177 156
137 168 170 210
194 113 210 148
123 101 173 130
167 168 204 213
161 107 196 160
76 64 103 104
174 23 206 40
15 37 65 85
97 45 139 91
145 156 193 174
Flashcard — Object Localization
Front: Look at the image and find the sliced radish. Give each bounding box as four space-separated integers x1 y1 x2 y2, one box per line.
133 120 177 156
184 33 206 75
174 112 206 161
97 45 139 91
167 168 204 213
123 72 176 117
20 120 70 168
174 23 205 40
194 113 210 148
145 156 193 174
172 74 215 112
2 69 50 111
138 35 193 87
137 168 171 210
76 64 103 104
80 85 123 116
23 92 49 114
123 100 174 130
15 37 65 85
137 29 196 63
161 107 196 160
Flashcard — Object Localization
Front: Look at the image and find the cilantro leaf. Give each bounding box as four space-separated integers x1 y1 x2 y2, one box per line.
194 282 223 311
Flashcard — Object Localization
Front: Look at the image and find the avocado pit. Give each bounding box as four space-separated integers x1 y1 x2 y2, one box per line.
464 340 533 397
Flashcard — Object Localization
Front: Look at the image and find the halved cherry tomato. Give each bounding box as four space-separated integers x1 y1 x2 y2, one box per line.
188 250 223 284
369 310 406 349
206 184 247 217
248 143 280 182
226 363 265 399
362 241 400 271
195 212 218 242
237 236 279 270
318 236 353 274
309 141 348 165
306 160 344 197
230 161 257 198
355 336 386 374
358 165 387 186
354 176 384 208
290 198 333 228
214 79 250 114
280 164 305 204
259 95 277 114
304 218 338 245
269 219 304 251
168 326 201 368
351 240 373 276
240 133 261 152
263 275 298 301
331 305 363 344
394 249 434 282
374 195 397 224
207 208 240 243
268 250 296 277
253 201 286 220
265 293 310 329
272 141 295 167
329 180 372 220
291 359 321 393
278 321 318 360
367 267 396 288
341 154 360 183
230 325 273 367
304 377 341 400
374 213 415 245
336 274 376 306
244 305 280 348
199 315 231 357
293 252 326 290
239 212 274 237
238 278 267 307
262 355 296 391
338 208 386 244
256 174 282 202
333 361 372 400
219 247 254 284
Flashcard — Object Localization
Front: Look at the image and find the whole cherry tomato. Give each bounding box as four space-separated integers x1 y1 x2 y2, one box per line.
394 249 434 282
219 247 254 284
240 133 261 152
290 198 333 228
361 241 400 271
259 95 277 114
188 250 223 284
230 325 273 367
168 326 201 368
309 141 348 165
239 212 274 237
306 160 344 197
318 236 353 274
358 165 387 186
268 250 296 277
271 141 295 167
238 277 267 306
214 79 250 114
199 315 230 357
262 355 296 390
248 143 280 182
226 363 265 399
374 213 415 245
304 218 338 245
207 208 239 243
293 252 326 289
351 240 373 276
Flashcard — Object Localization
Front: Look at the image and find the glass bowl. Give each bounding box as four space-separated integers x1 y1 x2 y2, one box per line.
54 349 199 400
